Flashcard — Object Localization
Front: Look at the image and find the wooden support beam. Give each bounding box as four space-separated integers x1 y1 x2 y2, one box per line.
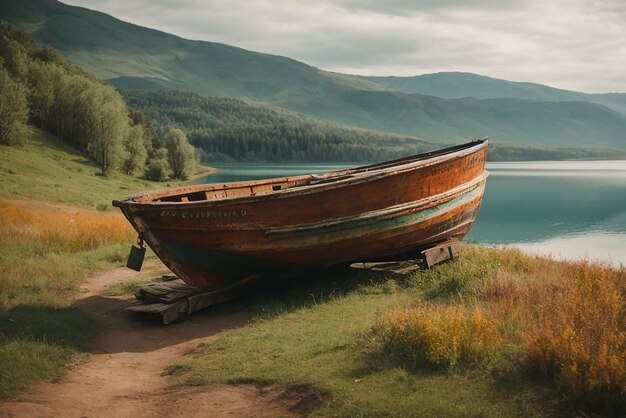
422 239 461 268
350 239 461 274
126 275 258 324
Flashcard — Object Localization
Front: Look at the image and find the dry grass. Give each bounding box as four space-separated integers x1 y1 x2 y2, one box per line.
523 262 626 408
373 304 501 369
0 199 133 253
0 199 135 309
373 246 626 413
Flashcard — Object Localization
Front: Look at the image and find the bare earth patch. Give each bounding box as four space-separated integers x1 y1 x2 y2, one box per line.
0 261 309 417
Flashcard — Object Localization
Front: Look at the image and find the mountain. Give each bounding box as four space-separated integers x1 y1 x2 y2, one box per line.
0 0 383 99
271 90 626 149
2 0 626 155
364 72 626 115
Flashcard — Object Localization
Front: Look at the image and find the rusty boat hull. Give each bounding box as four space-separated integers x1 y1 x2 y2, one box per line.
114 140 489 288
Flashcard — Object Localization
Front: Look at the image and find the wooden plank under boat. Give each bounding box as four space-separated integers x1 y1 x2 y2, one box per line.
113 139 489 289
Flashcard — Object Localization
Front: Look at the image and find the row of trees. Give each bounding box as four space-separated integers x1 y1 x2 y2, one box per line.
0 22 197 180
123 90 434 162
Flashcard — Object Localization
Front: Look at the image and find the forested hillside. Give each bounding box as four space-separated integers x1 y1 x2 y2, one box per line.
278 90 626 150
0 22 197 180
0 22 150 175
124 90 625 162
122 90 434 162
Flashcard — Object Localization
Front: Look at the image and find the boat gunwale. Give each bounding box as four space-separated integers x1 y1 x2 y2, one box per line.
119 139 488 208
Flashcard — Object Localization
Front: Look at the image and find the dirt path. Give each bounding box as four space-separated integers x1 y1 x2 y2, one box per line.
0 261 308 418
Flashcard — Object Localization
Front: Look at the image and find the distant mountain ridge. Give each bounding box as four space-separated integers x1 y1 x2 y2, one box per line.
364 72 626 114
2 0 626 155
0 0 382 98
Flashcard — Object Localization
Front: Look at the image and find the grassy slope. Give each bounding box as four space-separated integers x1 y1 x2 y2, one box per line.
0 126 178 398
0 0 381 98
0 126 187 209
168 246 624 417
3 0 626 152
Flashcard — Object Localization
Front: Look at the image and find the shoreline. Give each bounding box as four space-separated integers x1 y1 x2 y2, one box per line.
187 164 217 181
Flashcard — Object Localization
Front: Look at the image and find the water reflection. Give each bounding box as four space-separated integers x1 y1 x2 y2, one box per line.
467 161 626 266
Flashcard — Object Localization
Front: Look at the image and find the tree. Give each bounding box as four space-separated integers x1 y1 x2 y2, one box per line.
82 85 129 176
163 128 196 180
122 124 148 175
28 61 59 129
0 34 30 81
145 147 170 181
0 66 28 146
128 107 157 154
0 23 162 176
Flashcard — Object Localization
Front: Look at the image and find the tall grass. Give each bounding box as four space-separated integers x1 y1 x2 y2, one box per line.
0 199 133 254
373 304 501 369
0 199 135 309
371 246 626 413
523 262 626 409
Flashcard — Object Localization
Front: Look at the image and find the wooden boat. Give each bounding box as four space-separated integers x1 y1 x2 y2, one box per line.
113 139 489 289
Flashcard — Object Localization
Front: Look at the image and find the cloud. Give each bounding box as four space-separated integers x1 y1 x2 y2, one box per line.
63 0 626 92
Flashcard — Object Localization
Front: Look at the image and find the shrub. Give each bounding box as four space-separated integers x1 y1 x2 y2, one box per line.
372 304 501 369
144 147 170 181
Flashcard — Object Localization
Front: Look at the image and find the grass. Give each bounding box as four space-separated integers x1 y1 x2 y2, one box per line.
522 263 626 408
0 125 210 399
101 273 167 297
0 126 192 209
372 304 501 370
0 198 138 398
0 306 98 397
167 246 625 417
0 199 135 309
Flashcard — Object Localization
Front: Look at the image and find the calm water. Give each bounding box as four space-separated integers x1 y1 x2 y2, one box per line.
197 161 626 266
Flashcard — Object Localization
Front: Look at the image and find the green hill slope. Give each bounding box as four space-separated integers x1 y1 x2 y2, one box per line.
365 72 626 115
0 126 184 208
2 0 626 154
275 90 626 150
0 0 382 99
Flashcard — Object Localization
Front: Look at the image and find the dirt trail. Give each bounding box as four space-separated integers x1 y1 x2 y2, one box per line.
0 261 307 418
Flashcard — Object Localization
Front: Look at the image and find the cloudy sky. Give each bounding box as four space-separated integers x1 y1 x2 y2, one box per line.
63 0 626 93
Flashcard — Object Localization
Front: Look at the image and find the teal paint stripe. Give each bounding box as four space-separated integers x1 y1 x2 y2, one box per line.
272 184 485 240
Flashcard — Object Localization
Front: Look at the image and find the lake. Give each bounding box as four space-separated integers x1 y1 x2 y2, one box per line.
196 161 626 266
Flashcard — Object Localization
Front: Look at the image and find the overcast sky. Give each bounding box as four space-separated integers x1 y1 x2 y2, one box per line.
63 0 626 93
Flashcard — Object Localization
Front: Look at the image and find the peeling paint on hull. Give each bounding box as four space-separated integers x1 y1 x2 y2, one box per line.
116 140 489 288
